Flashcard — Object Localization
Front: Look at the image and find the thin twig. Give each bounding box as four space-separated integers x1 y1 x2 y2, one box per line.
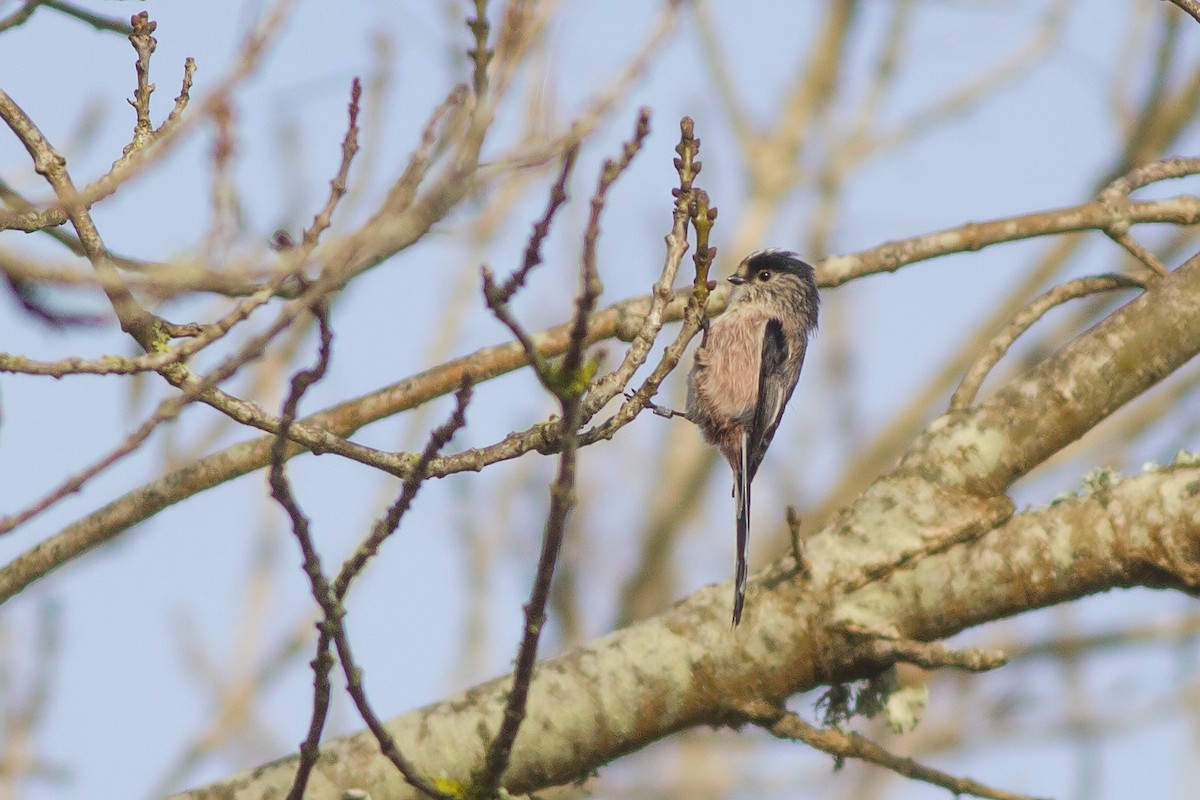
41 0 133 34
474 368 582 795
741 701 1049 800
1106 227 1171 277
479 134 588 390
374 84 468 219
1 76 369 490
950 274 1144 410
11 171 1200 600
0 0 37 34
0 86 162 348
578 110 691 419
286 376 473 799
126 12 158 150
1098 156 1200 278
26 0 290 222
474 118 636 797
583 115 716 445
158 58 197 136
467 0 492 98
271 308 464 800
0 272 285 377
280 82 454 797
490 144 580 306
1 275 395 496
1163 0 1200 25
331 382 473 600
0 275 294 536
339 34 392 218
302 77 361 251
266 307 344 799
328 614 450 799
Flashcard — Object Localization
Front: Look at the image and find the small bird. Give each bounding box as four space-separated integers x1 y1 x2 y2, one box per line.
685 249 819 625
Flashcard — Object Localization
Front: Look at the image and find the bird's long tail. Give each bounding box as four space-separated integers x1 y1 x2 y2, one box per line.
733 432 751 626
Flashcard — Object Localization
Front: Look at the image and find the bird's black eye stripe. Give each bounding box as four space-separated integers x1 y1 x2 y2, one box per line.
757 270 772 281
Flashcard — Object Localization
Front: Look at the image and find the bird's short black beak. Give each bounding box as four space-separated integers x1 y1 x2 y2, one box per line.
728 275 746 285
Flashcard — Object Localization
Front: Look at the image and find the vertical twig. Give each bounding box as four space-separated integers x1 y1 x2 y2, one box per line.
283 374 471 800
276 77 462 800
273 307 469 800
467 0 493 98
474 112 649 798
126 12 158 151
266 304 342 798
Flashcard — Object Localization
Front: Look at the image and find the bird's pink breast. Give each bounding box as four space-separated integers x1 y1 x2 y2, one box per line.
693 306 770 419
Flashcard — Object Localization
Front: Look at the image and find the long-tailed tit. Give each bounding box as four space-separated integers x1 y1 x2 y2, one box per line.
684 249 819 625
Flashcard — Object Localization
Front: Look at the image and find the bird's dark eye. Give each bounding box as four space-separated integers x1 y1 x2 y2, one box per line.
757 269 772 281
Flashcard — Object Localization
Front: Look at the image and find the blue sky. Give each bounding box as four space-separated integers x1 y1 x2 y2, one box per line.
1 2 1199 798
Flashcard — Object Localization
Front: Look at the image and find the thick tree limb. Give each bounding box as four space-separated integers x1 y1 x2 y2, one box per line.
172 460 1200 800
173 248 1200 800
8 191 1200 604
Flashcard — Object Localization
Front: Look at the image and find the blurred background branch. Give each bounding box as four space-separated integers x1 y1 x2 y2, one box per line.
1 3 1199 800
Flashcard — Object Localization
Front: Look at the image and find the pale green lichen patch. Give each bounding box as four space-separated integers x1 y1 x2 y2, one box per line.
1048 490 1077 506
1157 469 1200 520
1175 449 1200 466
831 601 901 640
885 683 928 734
921 419 1008 484
1044 510 1103 571
925 413 952 434
1081 466 1118 495
568 625 695 733
968 544 1014 580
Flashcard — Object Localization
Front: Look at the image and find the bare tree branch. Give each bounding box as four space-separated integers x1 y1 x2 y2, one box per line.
1163 0 1200 25
6 178 1200 603
949 274 1145 410
175 451 1200 800
741 700 1047 800
173 224 1200 800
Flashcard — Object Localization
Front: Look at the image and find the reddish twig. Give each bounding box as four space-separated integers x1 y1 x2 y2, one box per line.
494 145 580 304
302 78 361 251
1 273 107 328
266 306 343 799
270 80 458 798
474 114 645 797
480 143 582 389
0 273 294 536
12 171 1200 602
279 369 471 800
271 306 468 800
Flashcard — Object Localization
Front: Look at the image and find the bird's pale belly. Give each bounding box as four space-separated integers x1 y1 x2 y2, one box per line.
693 311 770 419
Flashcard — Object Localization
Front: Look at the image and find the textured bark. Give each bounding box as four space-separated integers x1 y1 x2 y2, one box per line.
176 257 1200 799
